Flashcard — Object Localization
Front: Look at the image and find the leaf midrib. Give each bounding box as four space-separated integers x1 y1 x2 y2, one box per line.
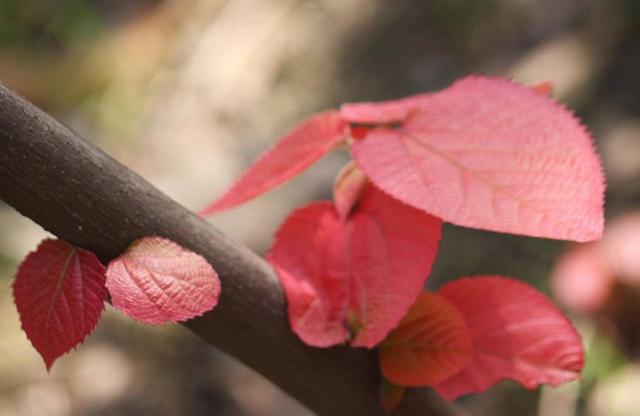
45 248 76 337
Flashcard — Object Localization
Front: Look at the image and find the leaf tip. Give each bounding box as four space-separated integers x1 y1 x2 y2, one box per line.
333 161 368 221
531 81 554 96
199 110 345 215
379 380 406 413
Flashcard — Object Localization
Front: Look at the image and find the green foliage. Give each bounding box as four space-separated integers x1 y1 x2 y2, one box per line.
0 0 104 51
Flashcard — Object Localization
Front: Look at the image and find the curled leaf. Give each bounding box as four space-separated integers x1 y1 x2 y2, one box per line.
106 237 220 324
378 292 473 386
351 76 604 241
333 161 368 221
435 276 584 400
200 111 345 215
13 239 107 370
268 185 442 348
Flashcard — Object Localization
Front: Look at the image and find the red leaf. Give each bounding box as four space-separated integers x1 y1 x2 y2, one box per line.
268 184 442 347
351 76 605 241
12 239 107 370
200 111 345 215
378 292 473 386
105 237 220 324
531 81 554 96
435 276 584 400
333 161 368 221
268 202 349 346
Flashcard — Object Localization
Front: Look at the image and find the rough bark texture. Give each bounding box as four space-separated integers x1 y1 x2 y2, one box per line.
0 84 462 416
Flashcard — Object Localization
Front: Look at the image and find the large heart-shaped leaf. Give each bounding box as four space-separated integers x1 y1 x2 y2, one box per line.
268 184 442 348
13 239 107 369
350 76 604 241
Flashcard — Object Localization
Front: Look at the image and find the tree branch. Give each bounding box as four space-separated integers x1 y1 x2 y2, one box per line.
0 84 462 416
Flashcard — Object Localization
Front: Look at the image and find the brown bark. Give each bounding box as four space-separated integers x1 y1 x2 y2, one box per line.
0 84 462 416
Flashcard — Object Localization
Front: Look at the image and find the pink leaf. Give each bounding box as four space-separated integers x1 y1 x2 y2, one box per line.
268 202 349 347
105 237 220 324
200 111 345 215
551 213 640 315
551 243 613 314
333 161 368 221
351 76 605 241
12 239 107 370
268 184 442 348
378 292 473 386
601 213 640 284
435 276 584 400
340 81 552 126
341 93 432 125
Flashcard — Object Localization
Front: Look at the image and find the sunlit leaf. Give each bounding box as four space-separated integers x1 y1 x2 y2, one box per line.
106 237 220 324
351 76 604 241
201 111 345 215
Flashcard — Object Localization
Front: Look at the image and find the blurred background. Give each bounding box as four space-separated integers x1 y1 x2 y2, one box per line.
0 0 639 415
